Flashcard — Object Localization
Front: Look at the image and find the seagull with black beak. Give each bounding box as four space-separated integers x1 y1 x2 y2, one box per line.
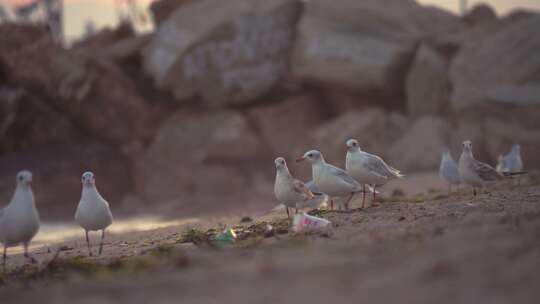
75 172 113 256
0 170 40 269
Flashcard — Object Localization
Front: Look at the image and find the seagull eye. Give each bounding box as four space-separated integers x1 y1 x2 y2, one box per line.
308 153 313 158
18 176 24 181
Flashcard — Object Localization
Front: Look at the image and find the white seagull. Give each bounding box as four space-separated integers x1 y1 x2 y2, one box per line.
297 150 364 211
0 170 40 268
458 140 525 196
345 139 403 207
439 148 461 193
75 172 113 256
497 145 524 185
274 157 314 218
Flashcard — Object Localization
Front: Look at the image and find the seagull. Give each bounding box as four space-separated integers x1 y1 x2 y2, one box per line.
274 157 315 218
497 144 524 185
297 150 365 211
0 170 40 268
345 139 404 207
439 148 461 193
458 140 525 196
75 172 113 256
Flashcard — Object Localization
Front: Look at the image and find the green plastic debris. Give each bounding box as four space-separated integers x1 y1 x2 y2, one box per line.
213 228 237 245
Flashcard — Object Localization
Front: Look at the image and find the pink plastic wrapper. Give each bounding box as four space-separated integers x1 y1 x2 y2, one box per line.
292 213 331 232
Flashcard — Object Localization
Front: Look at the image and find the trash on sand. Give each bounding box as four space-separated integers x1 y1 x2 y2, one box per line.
292 213 331 232
213 228 237 245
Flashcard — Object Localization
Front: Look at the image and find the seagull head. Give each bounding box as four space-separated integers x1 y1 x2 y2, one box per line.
346 139 361 152
274 157 288 171
296 150 324 164
81 171 96 186
16 170 33 186
462 140 473 153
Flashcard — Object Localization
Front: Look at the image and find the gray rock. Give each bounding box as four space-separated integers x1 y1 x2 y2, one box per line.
143 0 301 107
292 0 461 96
405 44 450 117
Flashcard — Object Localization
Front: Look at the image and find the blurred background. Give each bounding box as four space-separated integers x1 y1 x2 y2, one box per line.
0 0 539 222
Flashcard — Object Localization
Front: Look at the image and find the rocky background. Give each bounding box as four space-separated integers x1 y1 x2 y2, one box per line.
1 0 539 220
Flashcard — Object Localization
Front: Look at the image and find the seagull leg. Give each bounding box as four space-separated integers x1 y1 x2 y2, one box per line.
286 207 290 219
362 185 366 209
2 246 6 271
330 199 334 211
99 230 105 255
295 208 299 214
473 187 477 197
85 230 93 256
23 242 37 264
372 185 377 202
344 193 354 212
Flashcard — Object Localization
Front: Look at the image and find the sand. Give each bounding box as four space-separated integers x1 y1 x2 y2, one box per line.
1 177 540 304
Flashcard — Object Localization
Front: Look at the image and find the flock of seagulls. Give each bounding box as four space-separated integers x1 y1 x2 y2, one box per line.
276 139 526 218
0 171 112 268
0 137 526 269
440 142 525 195
275 138 404 217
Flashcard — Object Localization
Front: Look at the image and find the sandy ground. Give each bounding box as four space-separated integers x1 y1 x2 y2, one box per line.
1 175 540 303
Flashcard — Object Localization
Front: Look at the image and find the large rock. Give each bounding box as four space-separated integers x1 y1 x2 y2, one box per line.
388 116 449 172
246 93 331 160
0 26 153 149
302 108 408 169
0 143 132 220
405 44 450 117
135 110 273 212
143 0 301 107
292 0 462 97
0 88 82 154
450 16 540 110
150 0 197 26
463 4 497 26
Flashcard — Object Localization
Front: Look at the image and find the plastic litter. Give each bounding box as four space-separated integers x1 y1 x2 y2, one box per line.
292 213 331 232
213 228 237 245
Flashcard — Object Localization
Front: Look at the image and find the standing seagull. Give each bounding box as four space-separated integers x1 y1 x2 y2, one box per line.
439 148 461 193
274 157 314 218
297 150 364 211
497 144 524 184
0 170 40 268
75 172 113 256
345 139 403 207
458 140 525 196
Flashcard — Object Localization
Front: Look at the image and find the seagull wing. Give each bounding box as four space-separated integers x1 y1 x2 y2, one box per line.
364 154 403 178
327 165 362 189
472 159 501 181
292 179 314 200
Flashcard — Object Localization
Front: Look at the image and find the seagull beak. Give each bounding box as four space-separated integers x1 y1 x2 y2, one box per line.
296 156 305 163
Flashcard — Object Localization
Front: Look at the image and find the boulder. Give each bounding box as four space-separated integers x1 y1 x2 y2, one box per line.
0 143 132 220
405 44 450 117
387 116 449 172
135 110 273 212
292 0 462 97
72 22 135 50
303 108 408 169
0 27 153 148
0 88 82 154
143 0 301 107
450 16 540 110
246 93 331 160
463 4 497 26
149 0 197 26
